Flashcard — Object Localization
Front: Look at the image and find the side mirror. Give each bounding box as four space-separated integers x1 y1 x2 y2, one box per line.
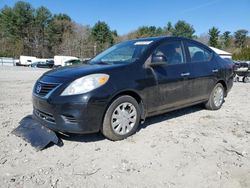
150 55 167 66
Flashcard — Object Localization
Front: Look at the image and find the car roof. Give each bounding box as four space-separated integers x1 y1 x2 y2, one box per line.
129 36 192 42
127 36 214 54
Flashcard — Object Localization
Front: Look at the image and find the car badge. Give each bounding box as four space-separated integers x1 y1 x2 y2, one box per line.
36 83 42 93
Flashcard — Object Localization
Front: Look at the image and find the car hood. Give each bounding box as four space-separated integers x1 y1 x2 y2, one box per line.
44 63 126 79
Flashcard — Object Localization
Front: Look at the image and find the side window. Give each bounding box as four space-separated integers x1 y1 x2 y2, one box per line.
152 41 184 65
187 42 212 63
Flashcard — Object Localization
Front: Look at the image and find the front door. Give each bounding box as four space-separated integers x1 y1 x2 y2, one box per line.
147 40 190 113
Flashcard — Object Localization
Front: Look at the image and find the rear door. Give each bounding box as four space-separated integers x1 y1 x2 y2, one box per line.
184 41 218 102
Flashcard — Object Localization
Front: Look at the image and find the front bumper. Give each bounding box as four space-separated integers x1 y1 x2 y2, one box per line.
32 94 108 134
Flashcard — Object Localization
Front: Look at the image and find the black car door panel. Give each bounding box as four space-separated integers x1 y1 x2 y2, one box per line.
146 40 190 113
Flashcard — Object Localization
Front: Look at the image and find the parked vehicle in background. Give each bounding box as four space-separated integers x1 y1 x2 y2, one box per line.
64 59 81 66
233 60 250 83
14 59 20 66
32 36 234 141
18 56 37 66
82 58 91 64
31 60 54 68
54 56 79 67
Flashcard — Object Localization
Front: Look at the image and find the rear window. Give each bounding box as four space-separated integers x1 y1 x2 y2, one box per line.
187 42 212 63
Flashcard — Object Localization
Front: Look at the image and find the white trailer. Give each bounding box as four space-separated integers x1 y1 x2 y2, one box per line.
19 56 37 66
54 56 79 67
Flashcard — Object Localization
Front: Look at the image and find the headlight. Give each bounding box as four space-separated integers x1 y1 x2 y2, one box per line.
61 74 109 96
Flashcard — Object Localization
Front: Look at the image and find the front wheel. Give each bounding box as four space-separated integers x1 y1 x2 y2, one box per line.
101 95 141 141
205 83 225 110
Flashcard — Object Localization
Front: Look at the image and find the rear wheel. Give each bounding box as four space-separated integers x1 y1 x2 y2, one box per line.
243 76 250 83
205 83 225 110
101 95 141 141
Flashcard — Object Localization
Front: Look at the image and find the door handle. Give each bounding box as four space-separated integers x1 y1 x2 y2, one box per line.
181 72 190 77
212 69 219 73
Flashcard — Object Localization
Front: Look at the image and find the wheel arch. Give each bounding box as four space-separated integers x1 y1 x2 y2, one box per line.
216 80 227 96
104 90 146 124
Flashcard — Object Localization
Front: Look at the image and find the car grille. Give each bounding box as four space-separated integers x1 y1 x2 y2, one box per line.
34 81 59 97
34 108 55 123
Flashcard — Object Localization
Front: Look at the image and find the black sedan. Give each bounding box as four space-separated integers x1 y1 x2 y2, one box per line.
32 36 234 140
31 60 54 68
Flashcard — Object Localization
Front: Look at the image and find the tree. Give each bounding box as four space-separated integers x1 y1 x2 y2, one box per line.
172 20 195 38
91 21 113 53
0 2 35 56
134 26 164 38
0 6 17 38
0 5 23 57
233 47 250 60
208 27 220 47
234 29 248 48
164 21 173 36
33 6 52 57
221 31 231 48
47 14 73 55
111 30 122 44
12 1 34 54
61 23 94 58
0 1 78 57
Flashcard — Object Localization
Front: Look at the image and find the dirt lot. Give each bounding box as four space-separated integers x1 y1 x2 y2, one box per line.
0 66 250 188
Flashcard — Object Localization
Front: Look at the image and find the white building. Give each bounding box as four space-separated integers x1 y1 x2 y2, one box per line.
209 47 232 59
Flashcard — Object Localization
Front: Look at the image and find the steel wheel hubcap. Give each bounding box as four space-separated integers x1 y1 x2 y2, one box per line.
213 86 224 107
111 102 137 135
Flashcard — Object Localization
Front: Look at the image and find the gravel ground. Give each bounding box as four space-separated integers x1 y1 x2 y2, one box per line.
0 66 250 188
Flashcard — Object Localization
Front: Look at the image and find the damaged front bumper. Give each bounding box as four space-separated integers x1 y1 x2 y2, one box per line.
12 115 62 150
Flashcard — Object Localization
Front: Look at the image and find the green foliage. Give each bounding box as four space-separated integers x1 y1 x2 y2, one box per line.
0 6 17 38
0 1 249 60
47 14 73 55
172 20 195 38
34 6 52 30
91 21 114 53
233 48 250 60
164 21 174 36
208 27 220 47
234 29 248 48
127 20 195 39
33 6 52 57
135 26 164 38
12 1 34 38
0 1 78 58
221 31 231 48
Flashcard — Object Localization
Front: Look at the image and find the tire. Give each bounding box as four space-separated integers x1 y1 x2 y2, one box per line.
233 76 239 82
101 95 141 141
53 65 61 69
243 76 250 83
205 83 225 110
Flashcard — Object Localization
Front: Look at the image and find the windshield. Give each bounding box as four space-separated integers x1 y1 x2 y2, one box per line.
89 40 153 64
